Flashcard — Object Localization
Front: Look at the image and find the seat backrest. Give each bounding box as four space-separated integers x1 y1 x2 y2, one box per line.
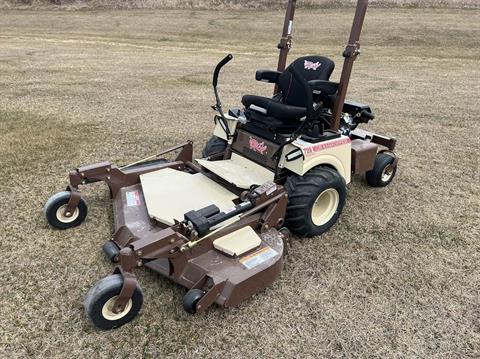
277 55 335 108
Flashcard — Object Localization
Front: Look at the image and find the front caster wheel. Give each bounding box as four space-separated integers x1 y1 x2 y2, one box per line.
183 289 205 314
366 153 397 187
43 191 87 229
84 274 143 330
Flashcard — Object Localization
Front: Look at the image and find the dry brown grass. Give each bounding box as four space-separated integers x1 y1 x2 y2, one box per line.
0 7 479 358
1 0 479 9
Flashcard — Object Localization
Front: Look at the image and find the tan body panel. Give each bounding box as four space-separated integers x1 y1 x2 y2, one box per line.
196 153 275 189
213 115 238 141
213 226 262 256
140 168 237 225
278 136 352 183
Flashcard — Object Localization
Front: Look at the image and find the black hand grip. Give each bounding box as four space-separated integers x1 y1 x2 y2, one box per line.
289 65 314 119
213 54 233 87
255 70 281 83
361 110 375 120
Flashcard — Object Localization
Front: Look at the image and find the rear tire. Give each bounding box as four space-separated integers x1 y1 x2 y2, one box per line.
366 153 397 187
202 136 227 157
285 167 346 237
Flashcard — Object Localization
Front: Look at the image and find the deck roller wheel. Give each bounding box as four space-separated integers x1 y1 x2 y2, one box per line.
102 241 120 263
183 289 205 314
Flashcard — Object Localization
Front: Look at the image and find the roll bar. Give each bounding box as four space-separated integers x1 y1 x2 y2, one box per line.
276 0 296 72
274 0 369 131
275 0 297 94
330 0 369 131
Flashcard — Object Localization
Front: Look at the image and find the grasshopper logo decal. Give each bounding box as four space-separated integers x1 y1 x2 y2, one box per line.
249 137 268 155
304 60 321 70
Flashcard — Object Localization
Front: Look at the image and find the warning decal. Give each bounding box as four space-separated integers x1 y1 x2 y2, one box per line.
294 137 351 157
126 190 141 207
240 246 278 270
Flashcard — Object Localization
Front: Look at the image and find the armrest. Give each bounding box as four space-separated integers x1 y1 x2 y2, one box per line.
255 70 281 83
308 80 339 96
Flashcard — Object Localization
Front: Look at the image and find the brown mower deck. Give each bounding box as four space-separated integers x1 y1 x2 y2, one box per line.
110 182 285 309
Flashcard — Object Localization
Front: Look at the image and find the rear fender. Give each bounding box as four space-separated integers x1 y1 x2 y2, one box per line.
278 138 352 183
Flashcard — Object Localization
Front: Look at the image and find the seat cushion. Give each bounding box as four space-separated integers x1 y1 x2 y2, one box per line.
242 95 306 122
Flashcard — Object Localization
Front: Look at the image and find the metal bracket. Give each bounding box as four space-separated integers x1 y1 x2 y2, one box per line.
112 248 140 314
277 37 292 50
195 277 227 313
112 266 138 314
343 42 361 58
64 186 81 217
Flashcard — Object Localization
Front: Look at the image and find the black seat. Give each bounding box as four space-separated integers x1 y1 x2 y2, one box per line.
242 95 306 122
242 55 335 129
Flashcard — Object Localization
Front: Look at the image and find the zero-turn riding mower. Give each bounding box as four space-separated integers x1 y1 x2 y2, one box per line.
44 0 397 330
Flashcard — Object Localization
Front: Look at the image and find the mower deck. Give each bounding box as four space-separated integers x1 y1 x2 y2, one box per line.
109 180 285 309
185 228 283 307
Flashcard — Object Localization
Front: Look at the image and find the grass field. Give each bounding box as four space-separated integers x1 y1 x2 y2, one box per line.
0 7 479 358
1 0 478 9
